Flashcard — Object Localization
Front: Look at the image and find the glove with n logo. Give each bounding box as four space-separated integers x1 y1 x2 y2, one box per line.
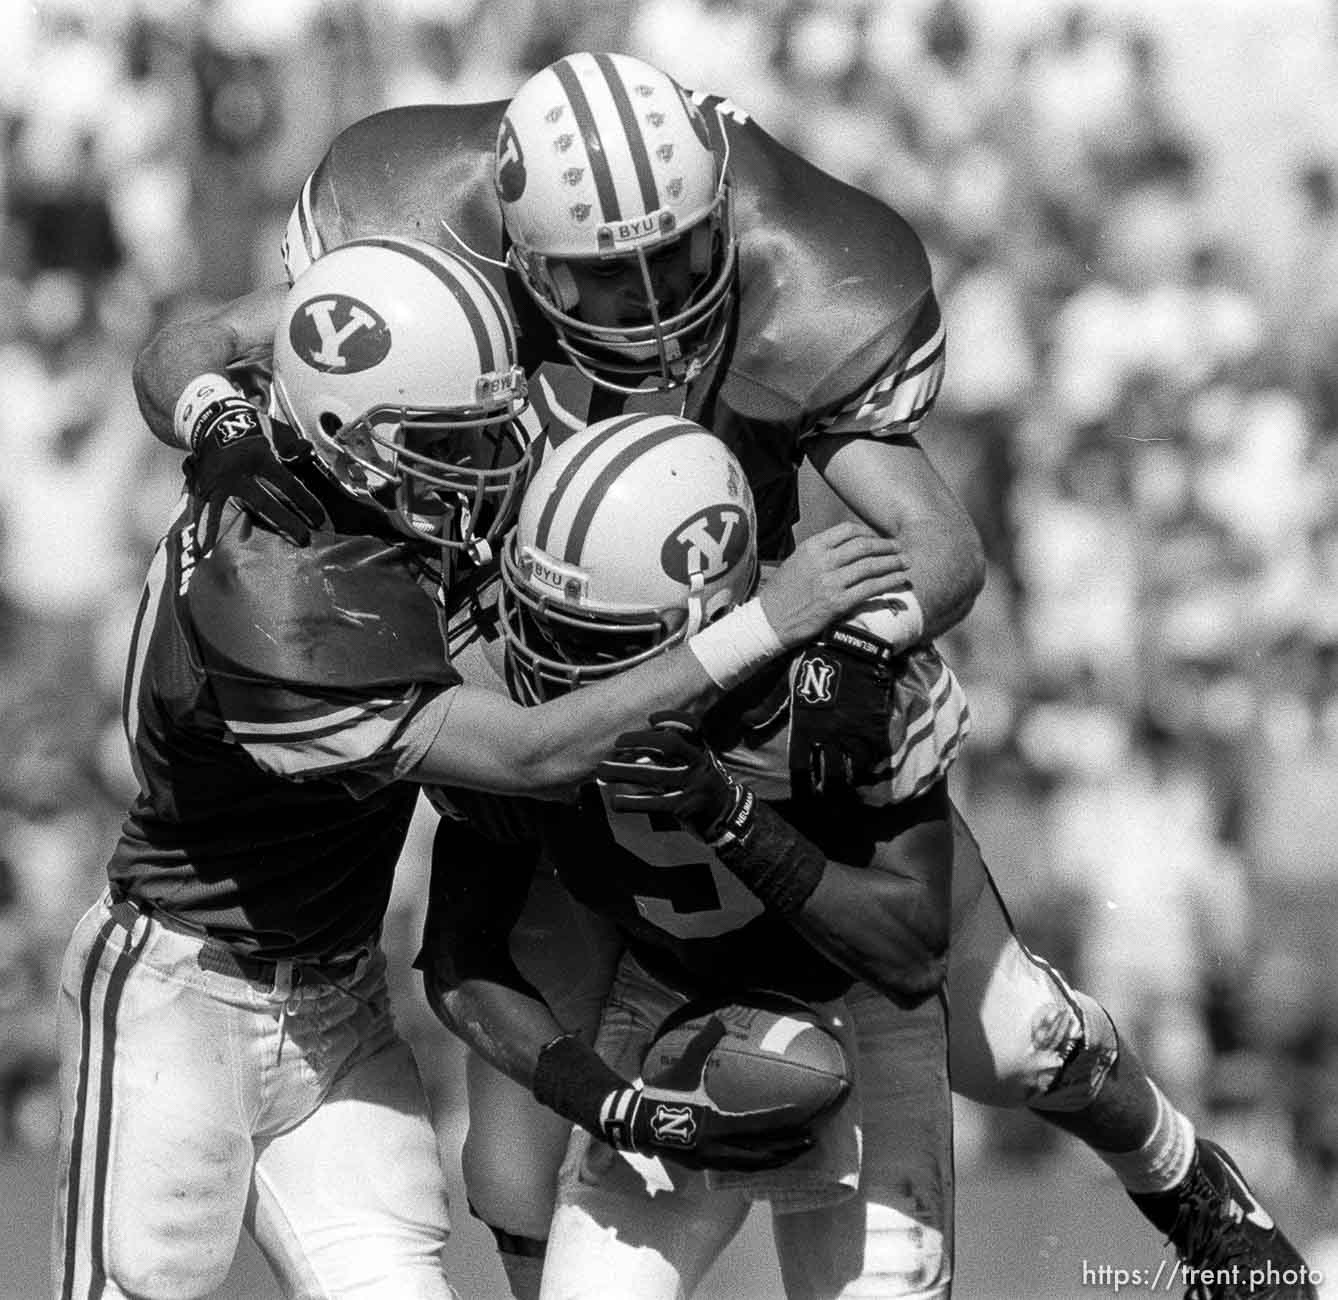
181 378 325 553
533 1026 814 1173
788 631 970 805
609 1011 815 1172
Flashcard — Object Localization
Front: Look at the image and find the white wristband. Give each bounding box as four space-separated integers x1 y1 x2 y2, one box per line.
687 598 785 689
173 372 240 451
846 588 926 653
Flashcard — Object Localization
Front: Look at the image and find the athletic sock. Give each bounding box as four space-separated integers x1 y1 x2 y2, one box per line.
1090 1082 1195 1196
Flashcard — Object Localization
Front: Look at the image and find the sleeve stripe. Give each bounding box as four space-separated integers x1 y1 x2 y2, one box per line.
898 726 969 802
235 693 421 778
298 172 322 261
896 314 947 381
810 307 947 439
815 366 943 436
858 660 971 805
847 317 946 405
886 662 962 768
226 696 404 741
281 172 323 281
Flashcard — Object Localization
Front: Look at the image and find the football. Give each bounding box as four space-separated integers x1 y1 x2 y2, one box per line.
640 991 851 1127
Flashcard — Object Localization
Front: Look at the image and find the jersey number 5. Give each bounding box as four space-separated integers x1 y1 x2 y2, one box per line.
605 805 764 940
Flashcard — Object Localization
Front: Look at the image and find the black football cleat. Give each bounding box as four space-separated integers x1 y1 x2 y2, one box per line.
1129 1140 1317 1299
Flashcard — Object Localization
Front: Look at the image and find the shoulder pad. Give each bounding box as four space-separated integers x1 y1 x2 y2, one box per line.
294 103 509 292
724 115 936 419
188 523 458 692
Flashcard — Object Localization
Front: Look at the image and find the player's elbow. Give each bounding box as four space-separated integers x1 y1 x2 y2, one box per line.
870 950 947 1008
494 750 567 793
417 716 577 794
943 508 987 618
961 528 987 606
501 728 589 791
891 948 948 1006
423 968 496 1045
867 893 950 1006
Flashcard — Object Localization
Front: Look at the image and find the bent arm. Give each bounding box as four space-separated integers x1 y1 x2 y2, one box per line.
418 813 564 1089
410 647 718 793
426 972 566 1091
805 434 986 639
410 523 908 792
133 284 288 448
781 784 952 1006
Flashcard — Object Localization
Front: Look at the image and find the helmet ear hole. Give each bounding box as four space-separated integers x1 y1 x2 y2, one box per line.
548 262 580 312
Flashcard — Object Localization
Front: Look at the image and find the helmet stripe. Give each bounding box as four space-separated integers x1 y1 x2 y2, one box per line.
552 59 621 221
533 413 646 553
564 420 704 564
291 172 323 275
594 53 659 216
355 237 499 373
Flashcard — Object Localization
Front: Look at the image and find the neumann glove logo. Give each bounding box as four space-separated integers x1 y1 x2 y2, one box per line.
290 295 391 373
661 505 749 583
795 654 839 706
649 1102 697 1147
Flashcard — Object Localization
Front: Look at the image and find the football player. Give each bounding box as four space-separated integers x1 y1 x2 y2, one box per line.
53 237 905 1300
425 416 1314 1300
422 413 963 1300
129 53 1313 1300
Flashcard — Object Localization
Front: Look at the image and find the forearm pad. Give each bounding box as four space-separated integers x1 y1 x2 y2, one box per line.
714 799 827 917
532 1033 628 1137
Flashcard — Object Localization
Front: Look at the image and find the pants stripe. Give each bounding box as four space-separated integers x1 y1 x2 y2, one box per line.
60 914 148 1299
60 917 116 1300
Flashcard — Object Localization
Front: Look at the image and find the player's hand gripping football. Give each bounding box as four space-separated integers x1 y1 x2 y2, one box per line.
184 397 325 552
758 521 907 649
600 1014 815 1172
597 711 753 846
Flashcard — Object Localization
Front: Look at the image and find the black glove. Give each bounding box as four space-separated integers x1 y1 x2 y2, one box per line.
788 624 903 800
184 397 325 552
534 1030 814 1174
596 710 754 844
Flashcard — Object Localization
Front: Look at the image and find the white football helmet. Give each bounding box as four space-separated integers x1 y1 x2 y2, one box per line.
271 236 532 562
495 52 736 393
499 413 758 701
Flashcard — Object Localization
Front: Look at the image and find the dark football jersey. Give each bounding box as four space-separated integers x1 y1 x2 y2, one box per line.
421 659 954 1006
545 790 855 1005
110 471 460 960
284 94 945 559
541 660 933 1004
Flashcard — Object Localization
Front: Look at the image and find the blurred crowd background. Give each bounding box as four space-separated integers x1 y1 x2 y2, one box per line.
3 0 1338 1266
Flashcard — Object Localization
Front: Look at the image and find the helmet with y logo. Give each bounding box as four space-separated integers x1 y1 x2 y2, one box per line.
499 413 758 700
271 235 533 562
495 51 736 393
